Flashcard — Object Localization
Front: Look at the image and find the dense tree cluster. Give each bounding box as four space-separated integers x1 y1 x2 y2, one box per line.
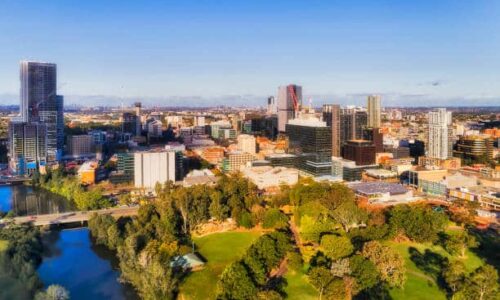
154 174 261 231
388 204 448 243
216 231 291 299
0 224 44 299
33 168 111 211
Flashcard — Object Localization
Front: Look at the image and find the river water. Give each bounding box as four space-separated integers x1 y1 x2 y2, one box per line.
0 186 139 300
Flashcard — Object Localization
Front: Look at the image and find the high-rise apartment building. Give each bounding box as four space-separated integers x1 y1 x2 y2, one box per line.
322 104 341 157
19 61 64 161
8 121 47 174
367 95 381 128
277 84 302 132
428 108 453 159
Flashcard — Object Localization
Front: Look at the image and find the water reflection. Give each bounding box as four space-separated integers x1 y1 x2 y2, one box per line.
39 228 139 300
0 185 73 216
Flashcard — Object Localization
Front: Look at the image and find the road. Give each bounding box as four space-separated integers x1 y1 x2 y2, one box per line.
10 206 139 226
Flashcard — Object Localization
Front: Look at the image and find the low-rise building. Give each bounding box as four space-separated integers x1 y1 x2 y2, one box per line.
242 166 298 189
349 182 414 204
78 160 99 185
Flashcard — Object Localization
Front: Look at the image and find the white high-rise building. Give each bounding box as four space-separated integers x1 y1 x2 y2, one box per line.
427 108 453 159
134 150 176 189
367 95 381 128
237 134 256 155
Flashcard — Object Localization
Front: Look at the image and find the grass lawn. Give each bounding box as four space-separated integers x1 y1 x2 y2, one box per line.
387 241 484 300
179 231 262 300
284 267 318 300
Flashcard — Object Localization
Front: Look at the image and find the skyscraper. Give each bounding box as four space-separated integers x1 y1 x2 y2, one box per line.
428 108 453 159
367 95 381 128
277 84 302 132
322 104 341 157
339 108 368 154
19 61 63 161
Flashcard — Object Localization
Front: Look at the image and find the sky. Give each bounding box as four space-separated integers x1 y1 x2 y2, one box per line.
0 0 499 107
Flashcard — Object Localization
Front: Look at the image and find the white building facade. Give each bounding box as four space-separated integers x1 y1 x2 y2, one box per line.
134 151 176 189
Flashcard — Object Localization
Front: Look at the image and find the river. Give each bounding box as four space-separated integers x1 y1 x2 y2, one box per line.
0 186 139 300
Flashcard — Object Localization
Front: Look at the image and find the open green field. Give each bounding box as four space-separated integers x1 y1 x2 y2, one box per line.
179 231 262 300
387 241 484 300
284 267 318 300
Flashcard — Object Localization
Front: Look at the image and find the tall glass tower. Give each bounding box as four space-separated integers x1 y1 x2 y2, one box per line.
19 61 63 161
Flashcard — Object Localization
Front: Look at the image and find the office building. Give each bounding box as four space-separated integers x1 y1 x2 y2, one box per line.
223 151 255 172
134 102 142 136
265 153 298 168
339 108 368 152
363 127 383 153
237 134 256 155
323 104 341 157
218 128 237 140
454 135 494 162
277 84 302 132
267 96 277 115
343 140 376 166
134 150 176 189
428 108 453 159
8 121 47 174
408 139 425 160
19 61 64 162
66 135 94 158
286 117 332 176
147 119 163 138
122 112 139 135
367 95 381 128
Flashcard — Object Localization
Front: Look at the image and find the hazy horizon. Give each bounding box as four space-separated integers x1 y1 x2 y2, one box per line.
1 1 500 106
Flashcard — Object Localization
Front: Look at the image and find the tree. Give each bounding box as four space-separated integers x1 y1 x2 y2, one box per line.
361 241 406 288
330 258 351 278
217 262 257 300
443 232 478 258
34 285 70 300
320 235 354 260
389 205 447 243
309 266 336 300
349 255 380 294
262 208 289 229
459 265 498 300
443 260 466 300
331 200 367 233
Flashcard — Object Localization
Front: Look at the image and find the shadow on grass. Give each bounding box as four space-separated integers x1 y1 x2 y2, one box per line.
469 228 500 270
408 247 448 290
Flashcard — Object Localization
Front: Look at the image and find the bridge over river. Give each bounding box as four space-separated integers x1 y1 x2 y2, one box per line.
10 206 139 226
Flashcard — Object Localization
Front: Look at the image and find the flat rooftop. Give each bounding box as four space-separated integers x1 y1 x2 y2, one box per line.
350 182 408 195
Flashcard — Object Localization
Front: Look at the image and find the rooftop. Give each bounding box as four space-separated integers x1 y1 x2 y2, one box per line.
350 182 409 195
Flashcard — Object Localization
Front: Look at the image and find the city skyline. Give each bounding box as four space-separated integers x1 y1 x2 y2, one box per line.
1 1 500 106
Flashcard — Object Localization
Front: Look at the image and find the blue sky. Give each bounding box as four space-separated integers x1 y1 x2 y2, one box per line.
0 0 499 106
